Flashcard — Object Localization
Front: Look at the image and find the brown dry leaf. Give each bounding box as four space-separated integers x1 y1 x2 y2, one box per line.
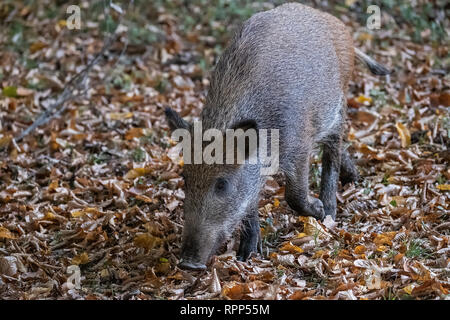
155 258 171 275
357 32 373 41
355 94 372 105
29 41 48 53
436 184 450 191
289 289 316 300
280 241 304 254
108 112 133 120
299 216 331 240
119 95 144 103
330 282 357 297
438 92 450 106
159 171 179 180
270 253 296 266
71 252 89 265
135 194 154 203
273 198 280 207
0 256 19 276
355 143 384 160
354 245 367 254
71 210 84 218
134 233 162 250
48 179 59 192
373 231 397 246
403 284 416 295
0 226 16 239
0 135 12 149
411 280 449 297
167 272 185 281
125 127 144 140
16 87 34 96
124 167 152 180
396 122 411 148
222 281 245 300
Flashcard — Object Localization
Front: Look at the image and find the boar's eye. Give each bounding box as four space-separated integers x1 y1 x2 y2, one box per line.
214 178 229 194
180 173 189 188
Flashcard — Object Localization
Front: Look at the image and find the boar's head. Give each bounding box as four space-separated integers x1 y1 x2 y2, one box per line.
165 108 263 270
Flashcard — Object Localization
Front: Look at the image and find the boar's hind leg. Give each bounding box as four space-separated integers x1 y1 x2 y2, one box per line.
285 149 326 221
339 148 360 185
319 134 342 220
237 208 261 261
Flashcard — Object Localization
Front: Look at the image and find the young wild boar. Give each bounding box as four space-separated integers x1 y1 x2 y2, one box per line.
165 3 390 270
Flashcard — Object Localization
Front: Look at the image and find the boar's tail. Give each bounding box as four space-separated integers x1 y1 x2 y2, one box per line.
354 48 392 76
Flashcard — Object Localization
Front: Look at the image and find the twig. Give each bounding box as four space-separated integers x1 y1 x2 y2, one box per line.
434 222 450 231
15 35 115 142
15 1 132 142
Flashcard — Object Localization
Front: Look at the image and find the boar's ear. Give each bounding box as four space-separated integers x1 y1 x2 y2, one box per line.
164 107 191 131
230 119 258 132
229 119 258 161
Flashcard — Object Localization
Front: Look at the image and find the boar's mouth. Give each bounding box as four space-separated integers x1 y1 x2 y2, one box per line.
178 260 207 271
178 230 227 271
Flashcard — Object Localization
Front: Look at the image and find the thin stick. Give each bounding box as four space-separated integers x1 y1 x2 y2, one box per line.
15 35 115 142
15 1 133 142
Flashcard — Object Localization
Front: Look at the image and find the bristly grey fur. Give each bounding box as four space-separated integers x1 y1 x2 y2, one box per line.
165 3 388 269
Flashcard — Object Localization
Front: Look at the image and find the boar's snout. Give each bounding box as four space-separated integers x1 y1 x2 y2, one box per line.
178 231 209 270
178 260 207 271
178 225 224 271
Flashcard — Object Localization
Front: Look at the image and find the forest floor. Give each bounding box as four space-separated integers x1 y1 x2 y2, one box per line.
0 0 449 300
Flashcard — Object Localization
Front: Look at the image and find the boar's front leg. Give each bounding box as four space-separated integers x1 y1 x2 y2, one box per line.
339 148 360 185
285 148 326 221
319 134 342 220
237 207 261 261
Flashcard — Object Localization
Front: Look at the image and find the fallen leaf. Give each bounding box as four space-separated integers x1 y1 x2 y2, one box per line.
299 216 331 240
124 167 152 180
354 245 367 254
134 233 161 250
222 281 245 300
0 256 19 276
108 112 133 120
29 41 48 53
71 252 89 265
273 198 280 207
280 242 304 254
210 268 221 294
125 127 144 140
0 135 12 149
2 86 17 97
396 122 411 148
355 94 373 105
0 226 16 239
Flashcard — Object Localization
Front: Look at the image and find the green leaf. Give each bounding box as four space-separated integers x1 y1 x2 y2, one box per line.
2 86 18 97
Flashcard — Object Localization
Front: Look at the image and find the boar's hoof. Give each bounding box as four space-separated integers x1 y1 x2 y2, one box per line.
178 260 207 271
304 197 326 221
237 243 258 262
340 170 361 186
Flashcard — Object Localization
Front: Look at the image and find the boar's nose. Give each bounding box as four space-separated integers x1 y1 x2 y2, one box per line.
178 260 207 271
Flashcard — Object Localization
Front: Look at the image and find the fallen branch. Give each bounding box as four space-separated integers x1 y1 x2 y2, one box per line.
15 1 131 142
15 35 115 142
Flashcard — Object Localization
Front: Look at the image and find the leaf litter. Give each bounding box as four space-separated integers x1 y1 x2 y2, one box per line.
0 0 448 300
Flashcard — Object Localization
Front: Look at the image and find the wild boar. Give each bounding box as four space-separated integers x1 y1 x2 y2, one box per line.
165 3 390 270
